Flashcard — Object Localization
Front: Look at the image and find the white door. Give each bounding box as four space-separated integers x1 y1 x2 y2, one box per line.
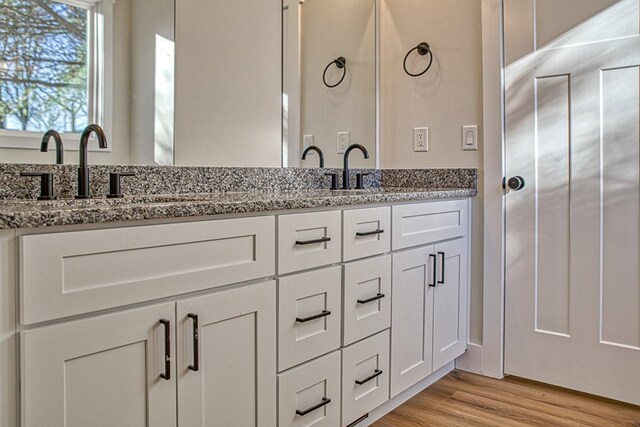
390 245 435 397
432 238 468 372
21 303 176 427
177 281 277 427
505 0 640 405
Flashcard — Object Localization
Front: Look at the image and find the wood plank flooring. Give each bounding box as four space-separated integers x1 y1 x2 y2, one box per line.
373 370 640 426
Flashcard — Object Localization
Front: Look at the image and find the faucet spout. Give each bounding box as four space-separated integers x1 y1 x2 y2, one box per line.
40 130 65 164
76 124 108 199
301 145 325 168
342 143 369 190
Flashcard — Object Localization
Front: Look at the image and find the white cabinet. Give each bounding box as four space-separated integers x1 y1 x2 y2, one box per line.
390 238 468 397
177 281 277 427
343 207 391 261
21 302 177 427
392 200 467 250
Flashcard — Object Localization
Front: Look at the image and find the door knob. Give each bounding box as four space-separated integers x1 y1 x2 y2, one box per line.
507 176 525 191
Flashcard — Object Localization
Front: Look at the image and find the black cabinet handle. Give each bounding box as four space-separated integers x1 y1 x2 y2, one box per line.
438 252 445 284
296 397 331 416
356 229 384 237
295 237 331 246
188 313 199 372
159 319 171 380
355 369 383 385
357 293 385 304
296 310 331 323
429 254 437 287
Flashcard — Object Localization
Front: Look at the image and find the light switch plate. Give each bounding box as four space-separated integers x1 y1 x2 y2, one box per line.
413 127 429 152
462 125 478 151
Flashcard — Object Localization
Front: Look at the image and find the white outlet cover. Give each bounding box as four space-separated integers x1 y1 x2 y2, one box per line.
413 127 429 152
337 132 350 154
303 134 314 150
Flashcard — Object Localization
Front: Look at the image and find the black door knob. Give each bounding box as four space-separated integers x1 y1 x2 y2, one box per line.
507 176 525 191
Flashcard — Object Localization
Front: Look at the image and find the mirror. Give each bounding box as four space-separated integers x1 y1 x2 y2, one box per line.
283 0 377 168
0 0 175 165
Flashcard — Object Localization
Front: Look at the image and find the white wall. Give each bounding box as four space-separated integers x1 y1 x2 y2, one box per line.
380 0 484 345
174 0 282 167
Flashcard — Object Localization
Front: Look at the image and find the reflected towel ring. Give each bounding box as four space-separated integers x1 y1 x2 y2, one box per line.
403 42 433 77
323 57 347 88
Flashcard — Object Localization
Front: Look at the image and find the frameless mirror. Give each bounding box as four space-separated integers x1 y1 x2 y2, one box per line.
0 0 175 165
282 0 376 168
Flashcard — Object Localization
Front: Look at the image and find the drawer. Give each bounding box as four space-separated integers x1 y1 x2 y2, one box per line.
343 256 391 346
342 330 390 427
343 207 391 261
19 216 276 324
278 351 341 427
278 211 341 274
278 267 342 371
392 199 468 250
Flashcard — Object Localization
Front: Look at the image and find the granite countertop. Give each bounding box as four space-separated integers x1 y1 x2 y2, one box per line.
0 187 477 230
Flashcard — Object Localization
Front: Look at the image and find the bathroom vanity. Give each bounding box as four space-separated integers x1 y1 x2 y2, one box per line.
0 167 475 427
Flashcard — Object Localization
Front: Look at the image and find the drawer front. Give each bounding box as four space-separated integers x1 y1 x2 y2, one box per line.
392 199 468 250
20 216 276 324
278 352 341 427
343 207 391 261
343 256 391 346
342 330 390 427
278 267 342 371
278 211 341 274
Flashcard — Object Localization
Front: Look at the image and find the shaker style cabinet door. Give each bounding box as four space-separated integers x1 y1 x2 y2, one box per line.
21 302 176 427
177 281 277 427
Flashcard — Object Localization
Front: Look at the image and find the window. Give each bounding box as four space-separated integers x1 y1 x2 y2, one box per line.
0 0 112 147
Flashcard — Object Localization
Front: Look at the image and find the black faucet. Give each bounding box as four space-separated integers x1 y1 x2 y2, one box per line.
301 145 325 168
342 144 369 190
40 130 64 164
76 124 108 199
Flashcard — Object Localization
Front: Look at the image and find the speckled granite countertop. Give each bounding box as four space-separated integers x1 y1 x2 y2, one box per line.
0 187 476 230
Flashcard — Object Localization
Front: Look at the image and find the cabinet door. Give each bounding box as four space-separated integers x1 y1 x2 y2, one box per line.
177 281 277 427
433 238 468 371
21 303 176 427
390 246 435 398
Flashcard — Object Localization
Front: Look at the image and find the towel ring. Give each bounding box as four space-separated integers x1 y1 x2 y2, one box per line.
323 57 347 88
403 42 433 77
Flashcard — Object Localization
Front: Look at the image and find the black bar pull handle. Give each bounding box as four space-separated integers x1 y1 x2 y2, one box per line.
188 313 199 372
355 369 383 385
159 319 171 380
438 252 446 284
357 293 385 305
295 237 331 246
296 397 331 416
428 254 437 287
356 229 384 237
296 310 331 323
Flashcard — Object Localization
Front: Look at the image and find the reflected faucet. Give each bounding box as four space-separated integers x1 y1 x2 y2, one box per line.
76 124 108 199
40 130 64 164
342 144 369 190
301 145 325 168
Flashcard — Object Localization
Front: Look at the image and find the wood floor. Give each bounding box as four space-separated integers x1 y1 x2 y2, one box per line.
373 370 640 426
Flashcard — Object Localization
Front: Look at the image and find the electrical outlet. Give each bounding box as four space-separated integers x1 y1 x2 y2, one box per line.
462 125 478 151
337 131 349 154
303 134 314 151
413 127 429 152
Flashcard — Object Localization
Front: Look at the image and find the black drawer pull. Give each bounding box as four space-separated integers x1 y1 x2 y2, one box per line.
296 310 331 323
355 369 383 385
159 319 171 380
188 313 199 372
357 293 385 305
296 397 331 416
429 254 437 287
356 229 384 237
438 251 446 284
295 237 331 246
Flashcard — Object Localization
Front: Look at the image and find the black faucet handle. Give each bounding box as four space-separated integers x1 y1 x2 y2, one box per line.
107 172 136 198
356 173 369 190
20 172 56 201
324 172 339 190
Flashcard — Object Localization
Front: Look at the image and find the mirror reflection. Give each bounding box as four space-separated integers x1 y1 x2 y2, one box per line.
283 0 376 168
0 0 175 165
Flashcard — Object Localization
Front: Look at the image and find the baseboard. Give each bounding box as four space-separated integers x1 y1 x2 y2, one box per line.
358 361 455 426
455 342 484 374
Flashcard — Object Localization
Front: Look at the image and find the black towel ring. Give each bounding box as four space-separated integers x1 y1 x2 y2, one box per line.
403 42 433 77
323 57 347 88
